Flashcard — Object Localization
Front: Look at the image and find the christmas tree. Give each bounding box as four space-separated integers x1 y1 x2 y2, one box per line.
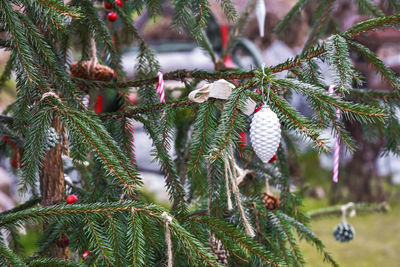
0 0 399 266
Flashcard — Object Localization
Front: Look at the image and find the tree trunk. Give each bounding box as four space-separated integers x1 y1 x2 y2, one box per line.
342 120 385 202
40 116 69 259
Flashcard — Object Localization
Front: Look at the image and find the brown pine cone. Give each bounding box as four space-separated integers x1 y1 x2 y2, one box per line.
69 61 114 82
210 237 229 265
262 192 280 211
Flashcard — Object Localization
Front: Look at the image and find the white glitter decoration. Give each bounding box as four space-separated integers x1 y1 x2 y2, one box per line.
250 105 281 163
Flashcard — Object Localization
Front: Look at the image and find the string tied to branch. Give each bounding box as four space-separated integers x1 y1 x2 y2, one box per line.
162 211 173 267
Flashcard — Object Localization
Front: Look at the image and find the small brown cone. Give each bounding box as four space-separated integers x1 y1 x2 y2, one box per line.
262 192 280 211
210 237 228 265
69 61 114 82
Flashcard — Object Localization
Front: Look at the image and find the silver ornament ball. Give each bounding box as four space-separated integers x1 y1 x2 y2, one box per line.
250 105 281 163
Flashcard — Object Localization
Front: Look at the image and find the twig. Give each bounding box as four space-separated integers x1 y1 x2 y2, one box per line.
307 202 389 219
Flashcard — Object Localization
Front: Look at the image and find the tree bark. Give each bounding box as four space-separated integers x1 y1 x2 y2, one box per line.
40 116 69 259
339 120 385 202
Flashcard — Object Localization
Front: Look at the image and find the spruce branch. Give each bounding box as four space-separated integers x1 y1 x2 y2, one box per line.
346 13 400 38
209 86 247 162
74 0 121 70
186 101 218 199
274 0 314 33
128 209 146 267
276 79 387 120
325 35 354 93
267 212 304 266
196 217 282 266
302 0 334 52
132 116 187 213
349 89 400 101
188 101 217 173
16 12 82 105
36 0 81 19
83 213 113 266
222 0 258 59
0 1 43 85
348 40 400 89
27 257 82 266
278 212 338 267
44 98 140 192
215 0 237 22
0 198 41 219
0 241 26 267
168 220 221 266
71 13 400 92
0 51 16 88
19 107 54 193
354 0 385 18
307 202 389 219
0 201 157 227
101 100 198 118
192 0 211 38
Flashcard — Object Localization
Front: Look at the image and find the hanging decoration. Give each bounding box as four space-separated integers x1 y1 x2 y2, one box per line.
162 212 173 267
156 72 165 103
210 235 229 265
188 79 256 115
329 84 341 183
56 235 69 248
81 250 92 260
44 127 60 152
255 0 266 37
262 179 280 211
69 36 118 114
250 106 281 163
333 202 356 242
226 146 255 237
250 65 281 163
69 35 114 82
223 160 233 211
66 194 78 204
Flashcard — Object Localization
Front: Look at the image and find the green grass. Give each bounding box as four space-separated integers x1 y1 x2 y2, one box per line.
301 203 400 267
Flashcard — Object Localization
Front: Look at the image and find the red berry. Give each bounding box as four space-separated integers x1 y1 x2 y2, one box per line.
104 2 112 9
108 12 117 22
115 0 122 7
268 154 277 163
66 194 78 204
82 250 92 260
56 235 69 248
2 136 9 141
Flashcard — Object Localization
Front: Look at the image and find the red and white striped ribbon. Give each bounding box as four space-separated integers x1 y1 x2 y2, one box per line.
156 72 165 103
329 85 340 183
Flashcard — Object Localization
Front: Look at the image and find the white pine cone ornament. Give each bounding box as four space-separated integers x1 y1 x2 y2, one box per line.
44 127 60 152
250 105 281 163
333 223 355 242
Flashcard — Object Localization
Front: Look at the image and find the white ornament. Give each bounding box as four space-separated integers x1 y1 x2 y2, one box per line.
250 105 281 163
255 0 266 37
